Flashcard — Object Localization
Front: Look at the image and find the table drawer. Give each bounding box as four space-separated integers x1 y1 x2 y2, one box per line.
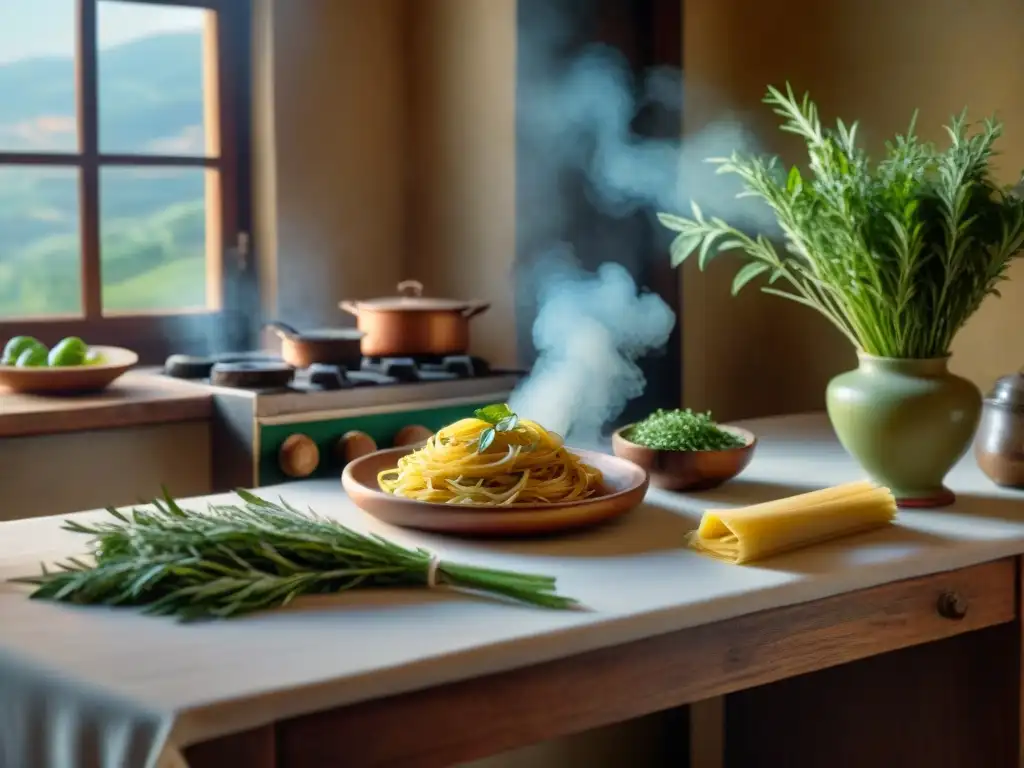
711 557 1017 693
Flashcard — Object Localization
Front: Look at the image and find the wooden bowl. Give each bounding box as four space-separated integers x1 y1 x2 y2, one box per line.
611 424 757 491
0 346 139 394
342 446 649 537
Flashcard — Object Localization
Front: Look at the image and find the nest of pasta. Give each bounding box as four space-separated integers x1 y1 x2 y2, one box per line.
377 416 603 505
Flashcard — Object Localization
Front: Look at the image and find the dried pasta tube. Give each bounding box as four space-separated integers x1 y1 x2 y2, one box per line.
687 481 897 564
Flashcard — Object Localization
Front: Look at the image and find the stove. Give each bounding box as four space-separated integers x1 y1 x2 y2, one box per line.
164 352 523 490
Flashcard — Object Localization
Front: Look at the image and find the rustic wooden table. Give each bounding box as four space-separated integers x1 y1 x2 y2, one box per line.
186 557 1019 767
4 413 1023 768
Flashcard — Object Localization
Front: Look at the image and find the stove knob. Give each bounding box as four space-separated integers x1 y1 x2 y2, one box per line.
394 424 434 447
279 434 320 478
336 431 377 464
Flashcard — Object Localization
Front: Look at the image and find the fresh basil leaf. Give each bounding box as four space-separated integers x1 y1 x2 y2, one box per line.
496 414 519 432
474 403 513 425
477 428 496 453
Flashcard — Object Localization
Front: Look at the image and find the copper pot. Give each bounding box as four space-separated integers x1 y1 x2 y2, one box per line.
265 321 364 369
339 280 489 358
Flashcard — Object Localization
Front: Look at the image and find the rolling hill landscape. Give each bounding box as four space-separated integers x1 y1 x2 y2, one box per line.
0 30 210 318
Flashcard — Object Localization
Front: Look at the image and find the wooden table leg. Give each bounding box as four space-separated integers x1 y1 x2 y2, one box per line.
689 697 724 768
184 725 275 768
725 622 1019 767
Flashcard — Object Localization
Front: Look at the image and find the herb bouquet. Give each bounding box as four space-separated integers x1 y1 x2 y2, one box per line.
11 490 579 620
658 85 1024 507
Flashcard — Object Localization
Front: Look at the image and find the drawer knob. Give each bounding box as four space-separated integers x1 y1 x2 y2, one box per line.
936 591 968 621
394 424 434 447
336 431 378 464
279 434 320 478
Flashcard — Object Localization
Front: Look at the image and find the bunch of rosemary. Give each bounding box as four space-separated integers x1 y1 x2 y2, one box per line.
11 490 579 620
658 84 1024 359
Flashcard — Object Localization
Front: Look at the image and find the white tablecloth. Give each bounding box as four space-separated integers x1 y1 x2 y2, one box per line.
4 413 1024 768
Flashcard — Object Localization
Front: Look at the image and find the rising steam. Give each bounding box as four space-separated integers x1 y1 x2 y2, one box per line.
510 3 768 442
509 252 675 445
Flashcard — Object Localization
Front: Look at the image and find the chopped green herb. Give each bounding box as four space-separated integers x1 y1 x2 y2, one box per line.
625 409 745 452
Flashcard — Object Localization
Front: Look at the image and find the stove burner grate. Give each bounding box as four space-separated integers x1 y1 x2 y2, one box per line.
359 355 487 382
210 361 294 390
163 352 503 391
165 351 283 380
301 364 353 391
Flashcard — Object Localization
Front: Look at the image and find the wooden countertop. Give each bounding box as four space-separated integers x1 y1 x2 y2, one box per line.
0 370 213 437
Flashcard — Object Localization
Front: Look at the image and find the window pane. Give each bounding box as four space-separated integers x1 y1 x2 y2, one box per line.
98 2 212 156
0 0 78 152
0 166 82 319
100 167 211 313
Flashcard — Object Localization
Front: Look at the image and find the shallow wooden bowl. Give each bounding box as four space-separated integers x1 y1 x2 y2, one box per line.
0 346 139 394
611 424 757 492
342 446 649 536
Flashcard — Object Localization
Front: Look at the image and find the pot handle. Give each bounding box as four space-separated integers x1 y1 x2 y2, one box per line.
264 321 300 340
462 301 491 319
397 280 424 297
339 301 360 316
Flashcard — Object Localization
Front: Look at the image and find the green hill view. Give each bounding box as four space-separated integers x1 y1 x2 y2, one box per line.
0 31 210 318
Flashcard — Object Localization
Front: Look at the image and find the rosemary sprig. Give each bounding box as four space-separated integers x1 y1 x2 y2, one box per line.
658 83 1024 359
10 489 580 620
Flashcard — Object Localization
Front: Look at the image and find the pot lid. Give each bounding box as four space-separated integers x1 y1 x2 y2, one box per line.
986 372 1024 409
347 280 476 311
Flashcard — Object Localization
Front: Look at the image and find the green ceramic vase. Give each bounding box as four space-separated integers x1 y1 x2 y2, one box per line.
825 354 981 508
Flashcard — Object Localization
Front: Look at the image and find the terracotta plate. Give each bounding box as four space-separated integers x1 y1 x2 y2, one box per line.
0 346 139 394
342 447 649 536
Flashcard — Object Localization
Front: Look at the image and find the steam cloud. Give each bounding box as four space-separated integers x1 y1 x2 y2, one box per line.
518 45 771 223
508 253 675 445
510 2 770 443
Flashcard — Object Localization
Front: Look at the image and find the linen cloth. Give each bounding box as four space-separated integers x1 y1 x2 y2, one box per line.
3 413 1024 768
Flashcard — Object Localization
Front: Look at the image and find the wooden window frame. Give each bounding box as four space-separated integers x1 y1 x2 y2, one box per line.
0 0 254 363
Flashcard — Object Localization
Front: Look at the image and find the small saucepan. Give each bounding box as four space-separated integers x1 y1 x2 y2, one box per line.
339 280 490 358
265 321 364 369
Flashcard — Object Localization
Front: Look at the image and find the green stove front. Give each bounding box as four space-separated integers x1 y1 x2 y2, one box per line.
255 399 500 487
